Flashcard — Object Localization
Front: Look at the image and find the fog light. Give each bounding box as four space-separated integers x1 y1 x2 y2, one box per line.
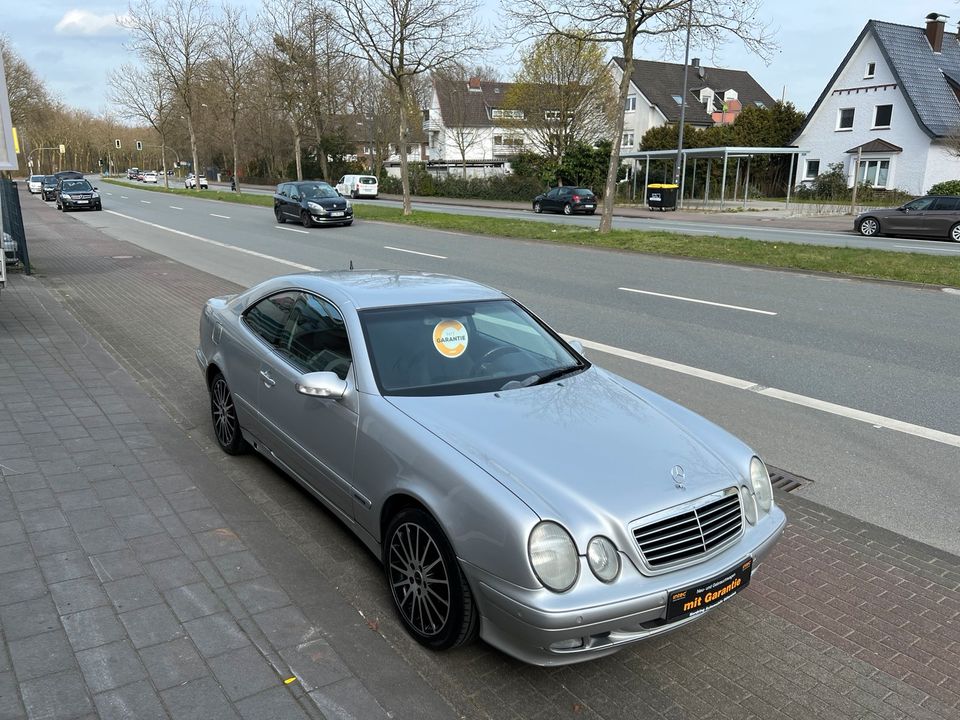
550 638 584 651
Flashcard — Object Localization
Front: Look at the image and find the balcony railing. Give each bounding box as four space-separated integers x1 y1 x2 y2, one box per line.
492 144 523 156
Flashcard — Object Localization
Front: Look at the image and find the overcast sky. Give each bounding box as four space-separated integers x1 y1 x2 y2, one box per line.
1 1 950 120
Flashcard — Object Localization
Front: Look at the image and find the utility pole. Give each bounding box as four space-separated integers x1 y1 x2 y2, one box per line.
673 0 694 187
850 146 863 213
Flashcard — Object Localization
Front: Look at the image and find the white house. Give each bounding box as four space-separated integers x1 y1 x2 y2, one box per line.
792 12 960 195
609 57 775 153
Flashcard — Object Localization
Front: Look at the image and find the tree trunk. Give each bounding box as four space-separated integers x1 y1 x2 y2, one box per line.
315 125 330 182
231 120 240 193
161 143 169 189
397 77 412 216
600 27 636 233
291 116 303 180
187 112 201 191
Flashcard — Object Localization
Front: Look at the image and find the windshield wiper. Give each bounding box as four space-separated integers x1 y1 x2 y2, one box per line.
532 364 583 386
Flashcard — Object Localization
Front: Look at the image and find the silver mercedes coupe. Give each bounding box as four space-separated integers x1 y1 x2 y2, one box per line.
196 271 786 666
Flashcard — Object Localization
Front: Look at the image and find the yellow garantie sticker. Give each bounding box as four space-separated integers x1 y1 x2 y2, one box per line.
433 320 469 358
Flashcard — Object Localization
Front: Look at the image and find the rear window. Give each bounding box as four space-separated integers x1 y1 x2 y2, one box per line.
359 177 377 184
573 188 594 196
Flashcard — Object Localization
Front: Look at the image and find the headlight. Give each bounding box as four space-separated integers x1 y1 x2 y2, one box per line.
307 201 326 214
344 198 352 209
750 457 773 513
91 192 99 198
528 521 578 592
61 194 72 199
587 536 620 583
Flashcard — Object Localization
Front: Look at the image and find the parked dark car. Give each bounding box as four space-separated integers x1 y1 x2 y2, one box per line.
274 181 353 228
56 178 102 212
532 187 597 215
41 175 59 201
855 195 960 242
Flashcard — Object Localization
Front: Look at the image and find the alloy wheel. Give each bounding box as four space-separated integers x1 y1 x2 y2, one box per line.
387 521 452 639
858 217 879 236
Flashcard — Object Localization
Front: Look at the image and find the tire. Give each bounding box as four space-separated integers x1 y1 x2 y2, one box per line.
95 203 102 211
301 210 314 228
950 223 960 243
533 201 542 214
209 372 248 455
351 189 358 199
563 203 572 215
383 508 479 651
275 206 285 224
342 220 353 226
858 217 880 236
587 210 596 215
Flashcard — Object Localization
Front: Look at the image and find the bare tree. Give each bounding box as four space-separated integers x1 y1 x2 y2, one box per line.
108 64 176 187
124 0 214 190
331 0 487 214
504 0 775 232
210 1 255 192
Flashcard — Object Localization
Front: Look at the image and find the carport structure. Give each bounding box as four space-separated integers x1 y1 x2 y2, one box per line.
620 146 809 211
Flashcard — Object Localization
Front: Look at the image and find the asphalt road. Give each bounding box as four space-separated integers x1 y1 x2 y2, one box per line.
32 184 960 555
112 176 960 255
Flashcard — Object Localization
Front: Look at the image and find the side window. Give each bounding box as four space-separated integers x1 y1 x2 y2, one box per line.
283 294 353 379
904 197 935 211
546 188 560 199
291 186 301 200
932 197 960 211
336 177 344 187
243 292 299 348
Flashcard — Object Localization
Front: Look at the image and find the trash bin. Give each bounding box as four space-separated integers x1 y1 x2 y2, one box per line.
647 183 678 211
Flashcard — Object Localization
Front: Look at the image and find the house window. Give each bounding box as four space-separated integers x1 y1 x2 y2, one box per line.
804 160 820 180
491 108 524 120
837 107 855 130
856 159 890 187
544 110 561 120
671 95 683 105
754 101 766 108
864 62 876 79
621 131 635 148
625 95 637 112
873 104 892 128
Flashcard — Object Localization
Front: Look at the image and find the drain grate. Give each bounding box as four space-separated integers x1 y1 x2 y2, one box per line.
766 466 813 493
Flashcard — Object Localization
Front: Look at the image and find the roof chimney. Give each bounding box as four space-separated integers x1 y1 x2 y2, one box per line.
926 12 948 52
467 77 482 92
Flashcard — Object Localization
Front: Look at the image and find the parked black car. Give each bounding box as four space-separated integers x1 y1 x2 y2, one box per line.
855 195 960 242
532 187 597 215
40 175 59 201
56 178 102 212
274 181 353 228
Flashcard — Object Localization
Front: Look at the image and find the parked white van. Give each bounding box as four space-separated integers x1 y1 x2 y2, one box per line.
335 174 378 199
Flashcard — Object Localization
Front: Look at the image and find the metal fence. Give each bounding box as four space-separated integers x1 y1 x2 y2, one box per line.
0 178 31 274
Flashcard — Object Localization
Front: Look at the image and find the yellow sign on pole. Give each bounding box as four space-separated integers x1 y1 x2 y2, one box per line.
12 126 19 154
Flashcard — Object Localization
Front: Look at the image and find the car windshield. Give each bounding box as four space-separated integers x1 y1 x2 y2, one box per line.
30 175 43 181
42 177 57 186
299 184 337 199
61 180 92 192
359 299 585 396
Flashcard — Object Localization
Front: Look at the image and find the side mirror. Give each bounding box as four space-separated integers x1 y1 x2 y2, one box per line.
569 339 585 356
296 371 347 399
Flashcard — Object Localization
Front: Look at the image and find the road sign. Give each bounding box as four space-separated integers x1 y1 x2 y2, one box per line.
115 139 121 149
136 140 143 151
58 144 65 154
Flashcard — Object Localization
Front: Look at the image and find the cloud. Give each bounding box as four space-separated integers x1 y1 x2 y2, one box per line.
54 9 127 36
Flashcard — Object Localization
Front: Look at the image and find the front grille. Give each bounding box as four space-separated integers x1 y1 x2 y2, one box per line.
633 491 743 568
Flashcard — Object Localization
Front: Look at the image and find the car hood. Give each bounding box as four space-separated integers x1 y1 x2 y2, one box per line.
386 368 744 531
305 196 349 210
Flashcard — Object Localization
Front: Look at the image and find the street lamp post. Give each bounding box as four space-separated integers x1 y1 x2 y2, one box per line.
673 0 695 195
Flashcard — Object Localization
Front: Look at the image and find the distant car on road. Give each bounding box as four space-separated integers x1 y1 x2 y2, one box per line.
335 174 378 199
41 176 58 201
532 187 597 215
143 171 158 184
274 181 353 228
197 270 785 666
127 168 140 180
56 178 102 212
28 175 44 193
855 195 960 242
185 173 208 189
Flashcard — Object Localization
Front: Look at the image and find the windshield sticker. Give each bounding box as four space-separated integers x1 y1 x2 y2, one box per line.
433 320 469 358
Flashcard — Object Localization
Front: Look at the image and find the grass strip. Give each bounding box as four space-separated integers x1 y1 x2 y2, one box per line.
102 178 273 207
101 179 960 287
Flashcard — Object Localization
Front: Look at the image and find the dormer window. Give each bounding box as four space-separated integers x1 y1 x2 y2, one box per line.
864 62 876 79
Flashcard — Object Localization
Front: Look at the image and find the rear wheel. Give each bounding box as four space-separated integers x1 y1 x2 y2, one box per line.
950 223 960 242
301 210 314 228
209 372 248 455
384 508 479 651
275 206 285 224
563 203 572 215
533 201 542 214
858 217 880 236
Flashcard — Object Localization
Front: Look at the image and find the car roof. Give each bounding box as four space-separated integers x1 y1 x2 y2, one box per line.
252 271 507 310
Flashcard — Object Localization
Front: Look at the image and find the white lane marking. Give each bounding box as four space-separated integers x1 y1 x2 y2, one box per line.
619 287 777 316
103 210 318 271
566 336 960 450
276 226 309 234
893 244 960 253
210 213 231 219
106 192 113 195
383 245 447 259
170 206 183 210
944 288 960 295
140 200 151 204
120 196 128 199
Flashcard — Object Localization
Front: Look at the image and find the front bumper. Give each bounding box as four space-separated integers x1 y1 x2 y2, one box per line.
467 506 786 666
308 210 353 224
61 198 100 209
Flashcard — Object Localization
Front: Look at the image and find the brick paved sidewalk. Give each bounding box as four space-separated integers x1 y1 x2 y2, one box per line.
4 191 960 720
0 273 458 719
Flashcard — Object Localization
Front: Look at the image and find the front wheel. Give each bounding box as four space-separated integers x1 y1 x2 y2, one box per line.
301 210 314 228
384 508 479 651
950 223 960 243
533 201 542 214
858 217 880 236
209 372 248 455
275 206 285 224
563 203 572 215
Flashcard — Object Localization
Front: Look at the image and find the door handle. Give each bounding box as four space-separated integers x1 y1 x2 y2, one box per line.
259 370 276 388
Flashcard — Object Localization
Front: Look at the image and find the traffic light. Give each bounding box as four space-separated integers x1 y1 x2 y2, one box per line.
136 140 143 151
115 139 121 149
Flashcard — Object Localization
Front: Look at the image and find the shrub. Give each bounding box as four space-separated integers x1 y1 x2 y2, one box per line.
927 180 960 195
